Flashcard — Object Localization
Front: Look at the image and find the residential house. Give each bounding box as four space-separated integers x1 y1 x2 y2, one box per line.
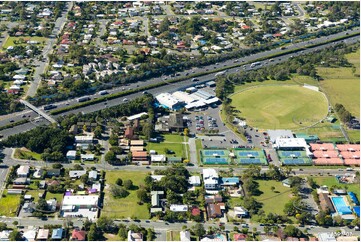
207 203 224 218
71 229 86 241
151 191 164 207
88 170 98 181
51 228 63 240
189 176 201 186
132 151 149 165
151 154 166 163
47 169 61 177
36 229 49 240
69 170 87 178
66 150 77 160
13 177 30 185
17 165 30 177
125 127 135 140
205 195 222 204
203 169 219 190
234 206 249 218
127 230 143 241
233 234 247 241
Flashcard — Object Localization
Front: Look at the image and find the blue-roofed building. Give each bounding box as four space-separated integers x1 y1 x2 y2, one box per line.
51 228 63 240
348 192 359 205
220 177 240 186
353 206 360 217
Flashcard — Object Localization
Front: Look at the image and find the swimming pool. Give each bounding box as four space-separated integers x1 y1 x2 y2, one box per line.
331 196 352 215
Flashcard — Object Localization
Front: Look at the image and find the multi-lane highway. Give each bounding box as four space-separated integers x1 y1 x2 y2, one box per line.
0 29 359 138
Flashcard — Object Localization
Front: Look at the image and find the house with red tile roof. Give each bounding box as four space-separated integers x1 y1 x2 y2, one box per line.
71 230 86 241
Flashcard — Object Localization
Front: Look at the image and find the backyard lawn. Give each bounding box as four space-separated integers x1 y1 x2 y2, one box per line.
0 191 21 217
102 171 150 219
45 192 64 204
311 176 360 200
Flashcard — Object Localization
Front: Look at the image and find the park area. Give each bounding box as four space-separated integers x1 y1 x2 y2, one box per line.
253 180 293 215
230 85 328 130
102 171 150 219
0 191 21 217
147 134 189 159
318 48 360 143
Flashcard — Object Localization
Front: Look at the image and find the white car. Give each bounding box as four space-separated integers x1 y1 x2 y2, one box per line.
123 98 128 102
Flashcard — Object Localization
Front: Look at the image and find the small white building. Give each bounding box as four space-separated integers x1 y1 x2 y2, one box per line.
170 204 188 212
69 170 87 178
151 154 166 163
66 150 77 160
81 154 95 161
188 176 201 186
180 231 191 241
75 136 94 143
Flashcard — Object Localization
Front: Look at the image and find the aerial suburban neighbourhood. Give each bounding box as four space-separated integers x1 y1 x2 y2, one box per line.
0 1 359 241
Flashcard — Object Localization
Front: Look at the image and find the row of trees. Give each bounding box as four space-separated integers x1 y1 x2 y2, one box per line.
334 103 353 124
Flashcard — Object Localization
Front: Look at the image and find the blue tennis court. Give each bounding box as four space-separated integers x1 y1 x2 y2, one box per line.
282 158 312 165
280 151 302 157
202 150 227 156
238 158 267 165
203 157 228 164
238 151 260 157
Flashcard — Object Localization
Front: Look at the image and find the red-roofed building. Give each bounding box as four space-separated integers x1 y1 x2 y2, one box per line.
113 21 124 26
313 150 340 158
71 230 86 241
7 89 20 94
233 233 247 241
132 151 149 165
310 143 335 151
191 207 201 216
125 127 134 140
314 158 343 165
241 25 250 30
123 39 134 45
273 33 282 37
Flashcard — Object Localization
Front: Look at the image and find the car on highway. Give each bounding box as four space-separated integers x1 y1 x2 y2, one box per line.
9 119 14 123
123 98 128 102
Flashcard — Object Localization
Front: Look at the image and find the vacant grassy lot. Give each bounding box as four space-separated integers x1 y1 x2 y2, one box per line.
166 230 181 241
0 191 21 217
230 85 328 129
311 176 360 200
2 36 47 49
14 148 42 161
253 180 293 215
102 171 150 219
147 134 188 158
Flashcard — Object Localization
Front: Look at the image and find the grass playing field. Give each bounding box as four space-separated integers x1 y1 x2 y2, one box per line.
317 48 360 142
230 85 328 130
147 134 188 158
2 36 47 49
102 171 150 219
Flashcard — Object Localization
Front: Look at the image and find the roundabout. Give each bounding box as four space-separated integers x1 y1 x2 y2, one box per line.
229 85 329 130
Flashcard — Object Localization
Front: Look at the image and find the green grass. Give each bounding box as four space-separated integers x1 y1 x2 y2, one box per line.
254 180 293 215
195 139 202 165
14 148 42 161
318 66 360 118
302 121 346 142
311 176 360 200
166 230 181 241
45 192 64 204
347 130 360 143
345 49 360 76
230 85 328 130
162 134 185 143
0 191 21 217
147 136 187 158
102 171 150 219
104 233 121 241
25 189 44 202
2 36 47 49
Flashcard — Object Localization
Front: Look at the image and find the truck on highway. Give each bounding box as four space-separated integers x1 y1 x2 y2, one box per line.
43 104 57 110
250 62 261 68
98 90 108 95
77 96 91 102
215 70 227 77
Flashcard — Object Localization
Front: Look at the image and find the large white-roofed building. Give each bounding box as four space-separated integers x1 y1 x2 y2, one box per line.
61 195 99 220
156 93 185 110
274 137 312 156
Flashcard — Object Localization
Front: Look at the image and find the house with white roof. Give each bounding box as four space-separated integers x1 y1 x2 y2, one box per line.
203 169 219 190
